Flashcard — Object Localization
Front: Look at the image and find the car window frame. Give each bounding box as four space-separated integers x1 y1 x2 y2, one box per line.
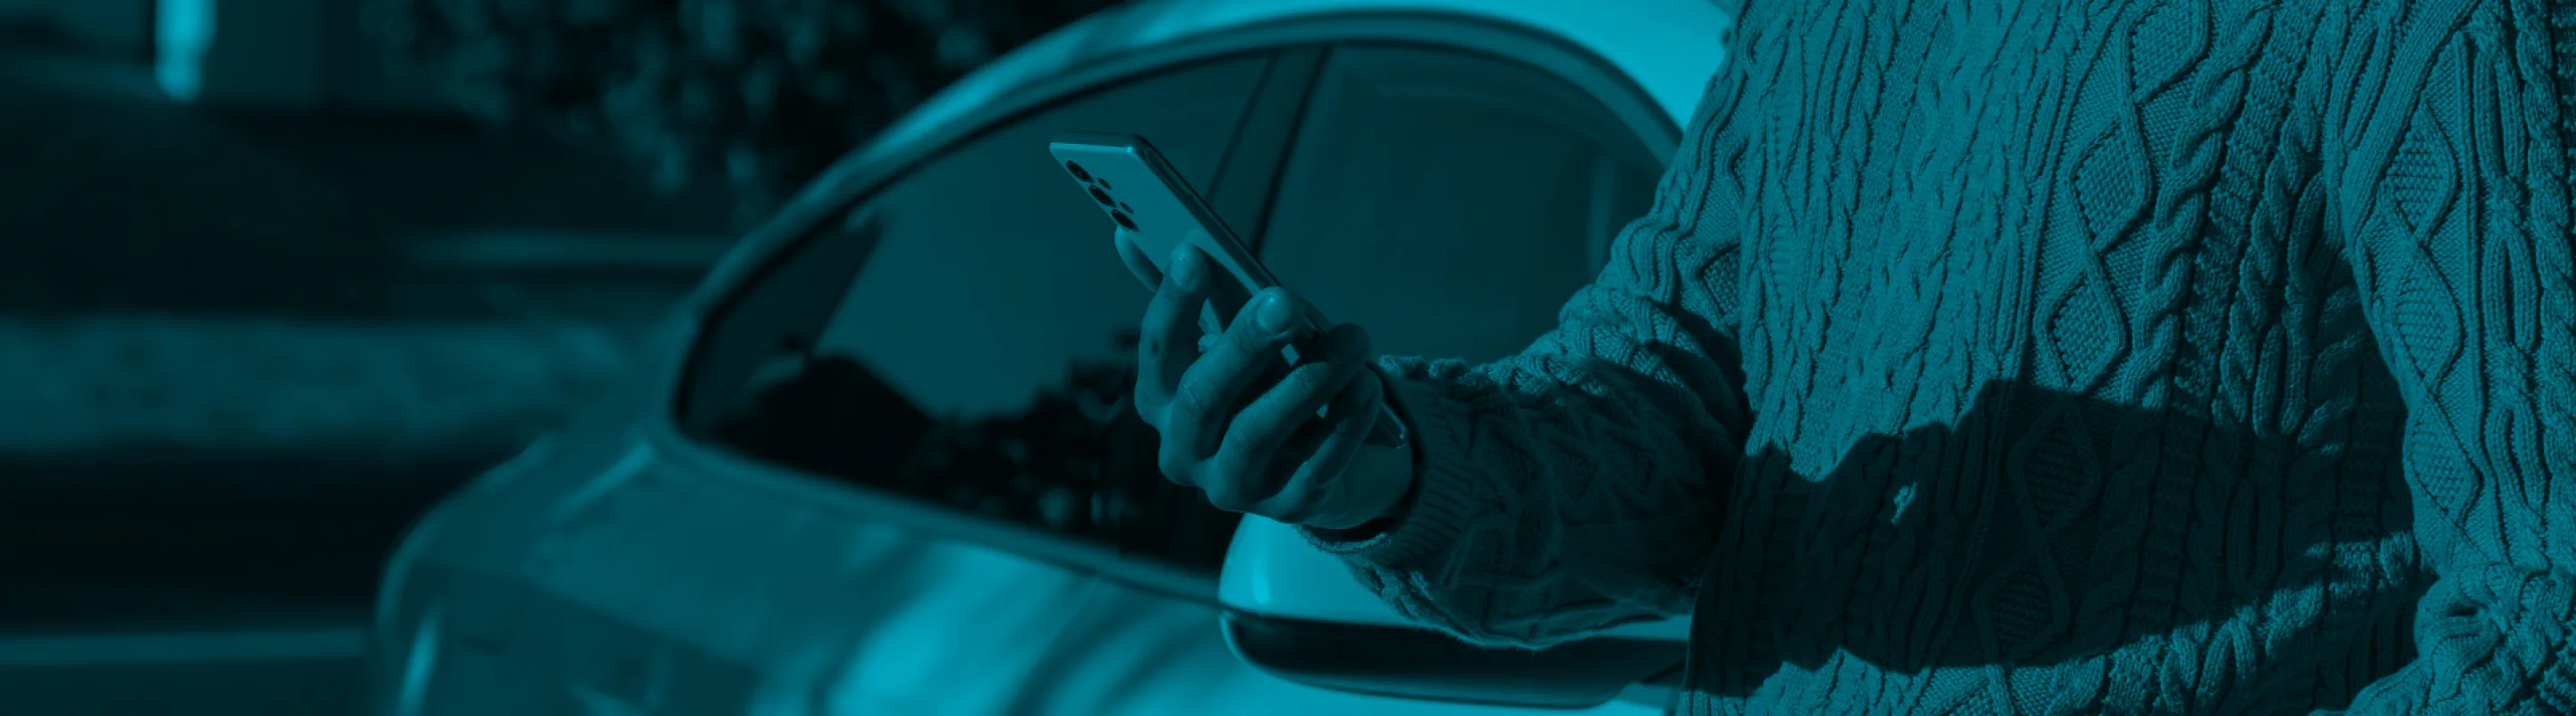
645 11 1691 606
669 55 1294 423
1245 41 1678 373
1252 39 1677 267
679 12 1683 324
648 55 1307 606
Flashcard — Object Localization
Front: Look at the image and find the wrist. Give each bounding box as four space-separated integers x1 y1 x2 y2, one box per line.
1372 444 1421 524
1308 441 1418 538
1308 364 1419 535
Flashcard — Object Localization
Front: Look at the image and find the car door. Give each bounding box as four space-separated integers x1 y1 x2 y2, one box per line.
670 46 1284 698
1066 37 1687 715
676 37 1666 716
376 52 1293 716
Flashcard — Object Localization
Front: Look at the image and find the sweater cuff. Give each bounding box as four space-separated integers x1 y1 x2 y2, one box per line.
1297 361 1481 568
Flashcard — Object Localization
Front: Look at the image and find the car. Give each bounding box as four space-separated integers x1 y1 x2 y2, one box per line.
361 1 1732 713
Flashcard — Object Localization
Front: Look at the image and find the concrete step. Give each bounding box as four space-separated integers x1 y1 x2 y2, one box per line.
0 626 368 716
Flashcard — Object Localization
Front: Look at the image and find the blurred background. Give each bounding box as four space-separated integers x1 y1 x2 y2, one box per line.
0 0 1711 712
0 0 1092 712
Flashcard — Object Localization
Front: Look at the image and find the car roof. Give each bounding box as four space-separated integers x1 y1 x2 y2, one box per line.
694 0 1731 302
861 0 1733 167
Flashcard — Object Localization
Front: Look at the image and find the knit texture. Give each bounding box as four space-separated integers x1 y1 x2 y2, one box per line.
1304 1 2576 713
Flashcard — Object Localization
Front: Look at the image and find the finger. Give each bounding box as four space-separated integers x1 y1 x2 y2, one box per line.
1208 327 1364 511
1169 287 1310 457
1113 228 1163 289
1216 398 1341 519
1254 369 1386 524
1224 323 1369 472
1134 244 1215 412
1183 235 1258 333
1271 387 1347 469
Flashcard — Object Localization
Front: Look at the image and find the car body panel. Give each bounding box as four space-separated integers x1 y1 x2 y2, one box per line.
390 446 1118 714
368 1 1731 713
862 0 1729 172
1217 516 1693 641
378 373 1664 715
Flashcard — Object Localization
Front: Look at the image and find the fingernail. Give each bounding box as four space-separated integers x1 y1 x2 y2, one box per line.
1170 250 1202 288
1256 291 1296 333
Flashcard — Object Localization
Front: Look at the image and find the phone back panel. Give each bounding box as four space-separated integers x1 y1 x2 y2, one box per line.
1046 132 1281 298
1046 132 1402 448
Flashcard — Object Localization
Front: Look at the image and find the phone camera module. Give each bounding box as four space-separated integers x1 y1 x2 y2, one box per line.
1109 209 1139 231
1064 161 1091 183
1089 185 1115 206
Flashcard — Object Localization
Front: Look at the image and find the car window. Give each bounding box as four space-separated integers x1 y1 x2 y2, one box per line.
1258 44 1665 363
680 55 1274 573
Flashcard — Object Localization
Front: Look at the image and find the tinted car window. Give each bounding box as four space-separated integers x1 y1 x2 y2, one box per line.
681 55 1273 572
1258 45 1665 362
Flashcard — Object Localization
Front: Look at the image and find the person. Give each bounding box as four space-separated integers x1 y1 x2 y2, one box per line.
1127 2 2576 714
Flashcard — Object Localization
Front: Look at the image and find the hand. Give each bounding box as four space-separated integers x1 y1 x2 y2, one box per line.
1128 240 1414 531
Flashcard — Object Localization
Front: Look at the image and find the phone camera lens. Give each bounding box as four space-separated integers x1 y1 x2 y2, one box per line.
1064 161 1091 182
1109 209 1139 231
1088 186 1114 206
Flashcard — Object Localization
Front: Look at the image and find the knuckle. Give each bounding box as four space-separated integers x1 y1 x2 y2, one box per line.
1202 484 1251 514
1147 290 1189 319
1156 448 1196 485
1286 364 1338 396
1245 407 1298 443
1210 447 1258 481
1271 480 1328 524
1172 381 1219 418
1272 502 1321 526
1133 371 1173 398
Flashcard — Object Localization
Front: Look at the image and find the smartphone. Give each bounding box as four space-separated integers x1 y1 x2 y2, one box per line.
1048 131 1407 449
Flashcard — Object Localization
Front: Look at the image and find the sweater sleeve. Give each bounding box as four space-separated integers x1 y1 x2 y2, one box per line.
1290 63 1756 650
2321 3 2576 713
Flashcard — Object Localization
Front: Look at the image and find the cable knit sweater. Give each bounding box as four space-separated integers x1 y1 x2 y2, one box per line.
1305 1 2576 713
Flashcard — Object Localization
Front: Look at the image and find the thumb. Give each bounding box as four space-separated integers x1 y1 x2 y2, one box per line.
1113 228 1164 289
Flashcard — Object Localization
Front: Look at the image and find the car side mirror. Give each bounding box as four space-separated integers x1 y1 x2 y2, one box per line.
1216 516 1689 710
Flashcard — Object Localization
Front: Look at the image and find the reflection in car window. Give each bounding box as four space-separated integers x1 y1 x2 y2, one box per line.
682 55 1272 573
1259 44 1665 363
